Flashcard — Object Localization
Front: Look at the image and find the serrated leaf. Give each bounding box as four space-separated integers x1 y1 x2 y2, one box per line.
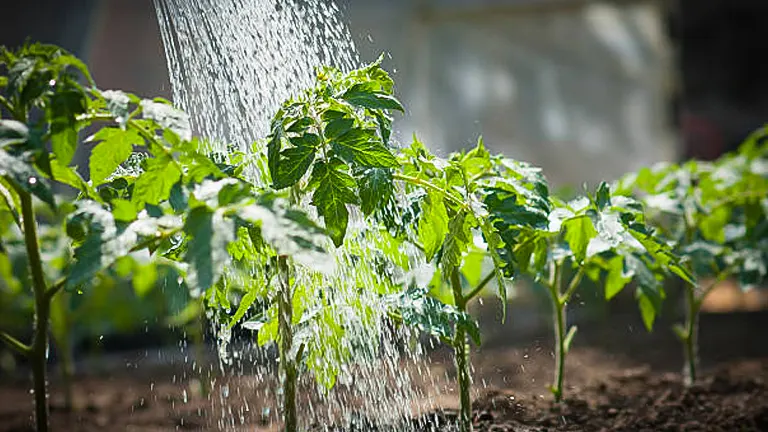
332 128 398 168
309 158 358 246
441 211 472 277
88 127 141 186
324 118 354 140
132 155 181 206
272 145 315 189
480 220 510 319
563 215 597 263
358 167 393 215
342 83 404 112
418 190 449 261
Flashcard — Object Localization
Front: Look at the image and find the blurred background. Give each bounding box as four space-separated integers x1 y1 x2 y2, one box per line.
1 0 767 370
3 0 768 185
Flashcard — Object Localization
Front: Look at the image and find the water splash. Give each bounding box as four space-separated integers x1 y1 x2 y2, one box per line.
154 0 358 154
154 0 446 429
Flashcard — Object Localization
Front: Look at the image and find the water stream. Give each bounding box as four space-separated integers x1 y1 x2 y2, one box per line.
153 1 444 429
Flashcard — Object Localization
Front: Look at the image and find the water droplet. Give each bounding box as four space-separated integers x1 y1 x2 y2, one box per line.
27 177 37 185
48 79 56 86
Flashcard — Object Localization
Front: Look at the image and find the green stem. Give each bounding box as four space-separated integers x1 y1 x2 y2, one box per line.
680 268 734 386
462 271 495 303
560 266 585 304
0 330 31 356
277 256 297 432
450 269 472 432
392 173 468 210
682 284 698 386
19 190 51 432
547 261 567 402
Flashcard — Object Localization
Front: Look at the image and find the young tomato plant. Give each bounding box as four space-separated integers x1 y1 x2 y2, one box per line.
0 43 329 432
382 137 510 432
225 56 404 432
486 171 692 401
615 132 767 385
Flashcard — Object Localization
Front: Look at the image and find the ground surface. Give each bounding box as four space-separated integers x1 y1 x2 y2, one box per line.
2 309 767 431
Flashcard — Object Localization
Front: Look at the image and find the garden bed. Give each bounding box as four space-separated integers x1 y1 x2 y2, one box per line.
1 310 767 431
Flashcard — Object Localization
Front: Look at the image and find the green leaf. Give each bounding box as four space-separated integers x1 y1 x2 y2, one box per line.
272 145 315 189
358 168 393 215
140 99 191 141
100 90 133 126
88 127 141 186
309 159 358 246
418 190 449 261
0 149 54 208
389 287 479 344
480 220 509 319
111 199 137 222
441 211 472 277
132 155 181 206
49 89 87 166
332 128 398 168
563 215 598 263
636 292 657 331
595 182 611 210
50 157 93 196
183 207 234 293
0 120 28 148
342 83 404 112
324 118 354 140
605 255 632 300
229 290 258 328
699 205 730 243
133 262 157 297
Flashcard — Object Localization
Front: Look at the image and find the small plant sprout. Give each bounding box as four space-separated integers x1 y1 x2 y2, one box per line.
615 132 768 385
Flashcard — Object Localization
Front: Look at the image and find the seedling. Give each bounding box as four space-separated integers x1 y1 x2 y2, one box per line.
484 168 693 401
615 133 767 385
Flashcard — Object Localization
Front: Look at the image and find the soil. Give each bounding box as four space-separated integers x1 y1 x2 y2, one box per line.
1 310 767 431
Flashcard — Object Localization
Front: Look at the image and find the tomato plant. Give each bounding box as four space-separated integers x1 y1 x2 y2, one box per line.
0 44 329 432
615 132 768 385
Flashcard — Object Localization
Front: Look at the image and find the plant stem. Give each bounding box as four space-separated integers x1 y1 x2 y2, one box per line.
19 190 51 432
547 261 567 402
392 173 468 210
450 269 472 432
277 256 297 432
0 330 31 356
682 284 699 386
462 271 495 303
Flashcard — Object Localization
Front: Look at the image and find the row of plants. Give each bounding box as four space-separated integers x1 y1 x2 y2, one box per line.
0 44 766 432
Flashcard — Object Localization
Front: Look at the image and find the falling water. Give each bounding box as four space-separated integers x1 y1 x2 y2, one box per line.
154 1 444 429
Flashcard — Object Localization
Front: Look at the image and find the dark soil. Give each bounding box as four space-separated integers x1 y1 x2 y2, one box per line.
2 310 767 431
